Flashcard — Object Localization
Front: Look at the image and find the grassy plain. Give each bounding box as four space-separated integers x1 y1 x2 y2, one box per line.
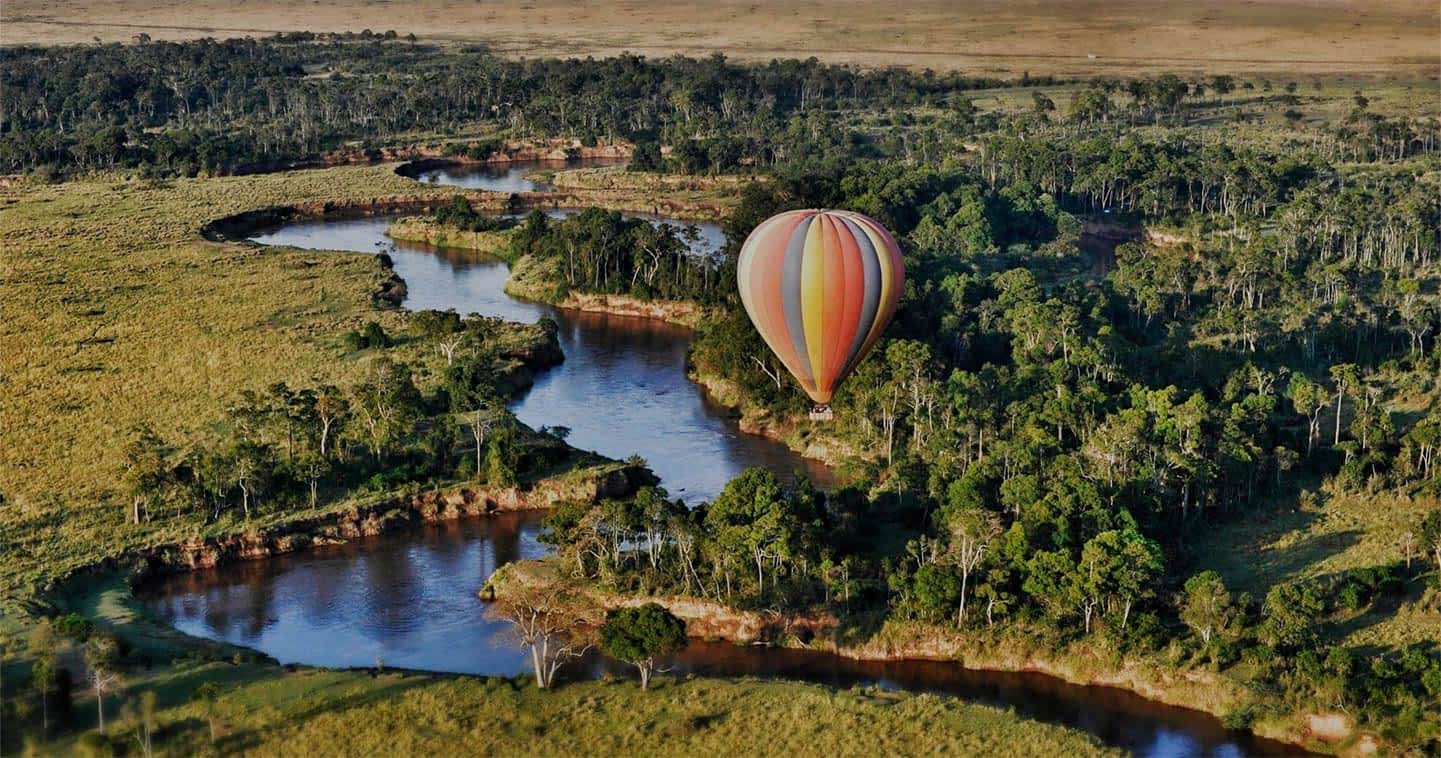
25 662 1118 757
3 1 1437 78
0 165 474 602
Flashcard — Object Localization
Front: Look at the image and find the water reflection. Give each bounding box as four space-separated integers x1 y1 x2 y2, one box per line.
413 158 628 193
146 513 544 674
248 216 830 503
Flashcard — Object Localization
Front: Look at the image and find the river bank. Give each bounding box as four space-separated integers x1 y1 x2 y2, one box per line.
485 560 1348 754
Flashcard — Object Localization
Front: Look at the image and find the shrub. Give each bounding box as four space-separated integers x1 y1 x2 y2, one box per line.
55 612 92 642
1221 704 1256 730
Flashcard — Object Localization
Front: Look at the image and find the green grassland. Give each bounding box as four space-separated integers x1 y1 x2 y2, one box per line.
24 664 1118 757
0 165 549 603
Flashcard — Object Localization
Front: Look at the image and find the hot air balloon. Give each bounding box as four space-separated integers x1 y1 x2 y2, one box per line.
737 209 904 419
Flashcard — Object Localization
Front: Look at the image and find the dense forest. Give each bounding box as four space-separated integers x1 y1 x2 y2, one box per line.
508 209 728 304
0 33 1041 175
3 33 1440 752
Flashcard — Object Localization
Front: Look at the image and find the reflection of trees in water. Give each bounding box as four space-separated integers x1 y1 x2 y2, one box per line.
487 513 528 569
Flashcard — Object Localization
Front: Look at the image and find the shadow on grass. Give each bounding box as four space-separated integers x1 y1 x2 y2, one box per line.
1189 494 1363 596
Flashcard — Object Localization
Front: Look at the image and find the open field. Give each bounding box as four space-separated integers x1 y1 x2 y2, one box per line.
3 0 1438 77
22 662 1121 756
0 166 489 602
1 166 421 512
1190 490 1441 648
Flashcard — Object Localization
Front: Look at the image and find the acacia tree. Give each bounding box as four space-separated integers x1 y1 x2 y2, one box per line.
598 603 687 690
491 582 589 689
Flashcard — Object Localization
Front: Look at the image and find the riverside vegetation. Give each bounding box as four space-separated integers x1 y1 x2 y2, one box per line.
1 33 1439 755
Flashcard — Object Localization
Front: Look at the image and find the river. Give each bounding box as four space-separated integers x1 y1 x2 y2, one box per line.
138 165 1296 756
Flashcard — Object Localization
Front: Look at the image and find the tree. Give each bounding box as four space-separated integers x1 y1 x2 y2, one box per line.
1031 91 1056 117
121 425 170 524
1078 527 1165 631
491 582 589 689
28 618 59 734
1023 549 1080 623
1328 364 1360 446
1260 582 1324 650
468 407 492 479
351 358 421 460
629 141 664 172
485 418 520 487
312 385 347 459
1179 571 1237 645
84 635 121 732
1420 512 1441 574
191 682 222 743
122 690 157 758
598 603 688 690
704 469 818 598
940 504 1000 626
1286 374 1327 456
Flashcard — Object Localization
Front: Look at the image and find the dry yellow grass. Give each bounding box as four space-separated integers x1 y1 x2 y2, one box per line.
3 1 1437 77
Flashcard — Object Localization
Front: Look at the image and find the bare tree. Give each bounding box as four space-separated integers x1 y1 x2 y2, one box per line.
490 582 590 689
437 333 466 365
942 507 1001 626
470 408 492 477
85 636 122 732
1400 528 1417 571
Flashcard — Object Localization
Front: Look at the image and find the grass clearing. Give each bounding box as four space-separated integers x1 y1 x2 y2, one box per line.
1189 489 1441 647
3 1 1437 78
89 669 1118 757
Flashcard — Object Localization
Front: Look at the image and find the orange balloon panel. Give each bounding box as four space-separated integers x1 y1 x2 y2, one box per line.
737 209 904 404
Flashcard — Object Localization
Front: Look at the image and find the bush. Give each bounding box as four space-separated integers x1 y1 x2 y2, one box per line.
1221 704 1256 730
55 612 92 642
345 321 391 351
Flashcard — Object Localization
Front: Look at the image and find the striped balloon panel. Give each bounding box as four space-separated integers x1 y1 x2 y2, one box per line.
737 209 904 404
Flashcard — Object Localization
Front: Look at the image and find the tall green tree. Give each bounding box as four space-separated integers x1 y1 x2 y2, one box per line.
598 603 688 690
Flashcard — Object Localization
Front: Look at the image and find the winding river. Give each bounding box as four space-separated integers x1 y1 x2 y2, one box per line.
139 162 1298 756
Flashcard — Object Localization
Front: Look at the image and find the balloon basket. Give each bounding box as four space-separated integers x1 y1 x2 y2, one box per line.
808 405 834 422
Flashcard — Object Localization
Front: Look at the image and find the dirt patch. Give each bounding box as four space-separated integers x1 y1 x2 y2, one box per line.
1306 712 1352 742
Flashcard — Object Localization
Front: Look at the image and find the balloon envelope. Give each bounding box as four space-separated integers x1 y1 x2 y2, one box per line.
737 209 904 405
